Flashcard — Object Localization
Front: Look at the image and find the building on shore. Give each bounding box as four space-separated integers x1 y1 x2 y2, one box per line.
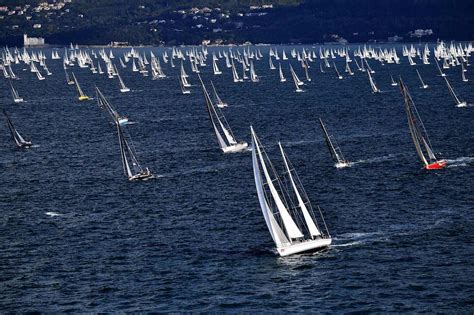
23 34 45 47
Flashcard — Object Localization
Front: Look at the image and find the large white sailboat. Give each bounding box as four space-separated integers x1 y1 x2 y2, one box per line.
198 75 248 153
251 126 332 257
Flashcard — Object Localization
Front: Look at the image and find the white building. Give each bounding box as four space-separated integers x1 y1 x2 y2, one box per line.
23 34 45 47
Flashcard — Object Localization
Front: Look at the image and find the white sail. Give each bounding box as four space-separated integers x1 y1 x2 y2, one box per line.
279 143 321 238
251 127 304 240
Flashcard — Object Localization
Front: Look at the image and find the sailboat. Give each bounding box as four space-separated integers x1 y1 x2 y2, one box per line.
116 120 154 181
179 75 191 94
333 62 343 80
390 75 398 86
461 63 468 82
211 81 228 108
9 81 24 103
289 65 304 93
96 87 129 125
72 72 90 101
319 118 350 168
278 63 286 82
399 78 446 170
114 65 130 92
65 68 75 85
198 75 248 153
443 76 466 107
250 126 332 257
415 69 428 89
3 109 32 148
367 71 381 93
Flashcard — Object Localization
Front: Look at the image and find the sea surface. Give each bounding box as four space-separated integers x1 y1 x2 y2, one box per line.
0 44 473 312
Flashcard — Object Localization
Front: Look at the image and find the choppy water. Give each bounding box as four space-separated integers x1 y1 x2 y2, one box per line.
1 44 473 312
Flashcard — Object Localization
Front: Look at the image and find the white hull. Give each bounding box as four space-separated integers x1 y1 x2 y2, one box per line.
456 101 467 108
222 142 248 153
217 103 228 108
277 237 332 257
335 161 351 169
120 88 130 93
14 98 24 103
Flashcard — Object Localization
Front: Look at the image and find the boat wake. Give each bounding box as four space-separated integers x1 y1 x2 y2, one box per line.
333 231 384 248
446 156 474 168
351 154 398 165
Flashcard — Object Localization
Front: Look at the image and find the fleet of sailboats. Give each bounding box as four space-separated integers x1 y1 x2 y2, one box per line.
3 41 472 257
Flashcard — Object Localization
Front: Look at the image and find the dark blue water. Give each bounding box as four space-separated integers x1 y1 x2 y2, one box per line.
1 45 473 312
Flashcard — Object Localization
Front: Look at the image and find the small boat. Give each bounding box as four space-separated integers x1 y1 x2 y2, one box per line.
443 76 467 107
72 72 90 101
399 78 446 170
278 63 286 82
116 120 154 181
115 65 130 93
367 70 381 93
198 75 248 153
9 81 24 103
211 81 228 108
179 75 191 94
3 109 32 148
416 69 429 89
461 63 468 82
390 75 398 86
289 65 304 93
65 68 75 85
250 126 332 257
333 62 343 80
319 118 350 168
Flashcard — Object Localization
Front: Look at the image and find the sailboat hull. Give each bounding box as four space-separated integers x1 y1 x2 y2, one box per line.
425 160 446 170
277 237 332 257
222 142 248 154
456 102 467 108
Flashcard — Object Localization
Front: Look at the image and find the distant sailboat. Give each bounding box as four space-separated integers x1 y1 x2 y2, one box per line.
443 76 467 107
211 81 228 108
390 75 398 86
319 118 350 168
72 72 90 101
333 62 343 80
3 109 32 148
114 65 130 93
416 69 429 89
399 78 446 170
367 71 381 93
116 120 154 181
250 126 331 257
198 75 248 153
9 81 24 103
289 65 304 93
65 68 75 85
461 63 468 82
179 75 191 94
278 63 286 82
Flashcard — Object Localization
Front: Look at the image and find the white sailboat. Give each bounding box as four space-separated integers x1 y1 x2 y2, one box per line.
179 75 191 94
319 118 350 168
399 78 446 170
367 71 380 93
3 109 32 148
416 69 428 89
278 63 286 82
198 75 248 153
461 63 468 82
9 81 24 103
390 75 398 86
211 81 228 108
116 120 154 181
333 62 343 80
114 65 130 92
289 65 304 92
250 126 331 257
443 77 467 107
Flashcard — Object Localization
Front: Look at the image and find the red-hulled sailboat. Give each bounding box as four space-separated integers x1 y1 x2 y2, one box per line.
399 78 446 170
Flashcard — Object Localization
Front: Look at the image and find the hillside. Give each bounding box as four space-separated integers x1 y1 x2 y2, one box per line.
1 0 473 46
